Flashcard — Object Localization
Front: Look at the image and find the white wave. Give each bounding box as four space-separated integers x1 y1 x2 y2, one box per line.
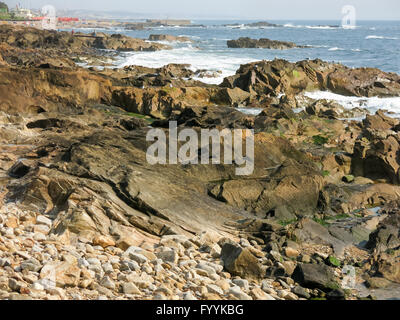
237 108 263 116
342 25 358 30
313 45 330 48
284 23 339 30
328 47 344 51
304 91 400 117
305 25 338 30
117 46 254 85
366 35 398 40
180 35 200 40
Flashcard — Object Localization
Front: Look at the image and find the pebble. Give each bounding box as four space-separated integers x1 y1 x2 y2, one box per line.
183 292 198 300
228 287 252 300
232 279 249 291
156 250 178 264
129 253 148 264
122 283 141 295
206 284 224 295
100 276 115 290
36 216 52 228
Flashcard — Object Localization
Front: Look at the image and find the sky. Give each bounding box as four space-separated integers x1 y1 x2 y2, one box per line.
3 0 400 20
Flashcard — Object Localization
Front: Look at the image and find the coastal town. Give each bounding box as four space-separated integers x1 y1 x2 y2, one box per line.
0 1 192 30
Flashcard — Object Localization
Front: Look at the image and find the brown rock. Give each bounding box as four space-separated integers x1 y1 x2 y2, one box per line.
40 261 81 288
92 235 116 248
5 216 19 229
227 37 305 49
220 242 264 280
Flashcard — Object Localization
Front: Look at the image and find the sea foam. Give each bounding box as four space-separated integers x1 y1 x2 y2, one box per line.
304 91 400 118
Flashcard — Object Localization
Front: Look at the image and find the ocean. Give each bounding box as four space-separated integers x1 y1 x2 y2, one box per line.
71 20 400 116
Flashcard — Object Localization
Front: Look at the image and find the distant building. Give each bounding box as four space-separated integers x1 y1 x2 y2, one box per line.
0 2 8 14
10 7 33 19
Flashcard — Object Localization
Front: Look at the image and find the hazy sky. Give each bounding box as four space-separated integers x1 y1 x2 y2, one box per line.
4 0 400 20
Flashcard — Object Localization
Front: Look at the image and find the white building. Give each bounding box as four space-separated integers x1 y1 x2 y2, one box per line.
11 7 33 19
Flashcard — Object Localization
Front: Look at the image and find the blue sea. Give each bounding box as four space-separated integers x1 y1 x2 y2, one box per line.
71 20 400 115
109 20 400 82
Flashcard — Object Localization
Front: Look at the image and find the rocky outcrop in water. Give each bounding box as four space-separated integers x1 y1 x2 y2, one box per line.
221 59 400 98
227 37 306 49
224 21 281 28
0 24 170 53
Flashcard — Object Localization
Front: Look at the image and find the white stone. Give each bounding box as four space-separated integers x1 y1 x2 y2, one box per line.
32 282 45 291
100 276 115 290
206 284 224 295
183 292 198 300
123 283 141 295
228 287 252 300
36 216 52 228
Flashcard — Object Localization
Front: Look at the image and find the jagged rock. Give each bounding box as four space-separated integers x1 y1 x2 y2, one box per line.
7 160 32 178
352 111 400 184
0 25 170 53
305 99 345 119
220 242 264 280
319 182 400 215
367 203 400 252
221 59 400 98
154 105 255 129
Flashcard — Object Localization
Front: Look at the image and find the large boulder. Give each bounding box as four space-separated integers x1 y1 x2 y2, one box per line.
305 99 345 119
220 241 264 280
367 203 400 252
292 263 338 291
352 111 400 184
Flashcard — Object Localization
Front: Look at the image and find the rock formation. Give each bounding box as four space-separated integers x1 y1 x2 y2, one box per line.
227 37 307 49
0 25 400 301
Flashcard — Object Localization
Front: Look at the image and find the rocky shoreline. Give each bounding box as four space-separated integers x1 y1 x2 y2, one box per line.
0 25 400 301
